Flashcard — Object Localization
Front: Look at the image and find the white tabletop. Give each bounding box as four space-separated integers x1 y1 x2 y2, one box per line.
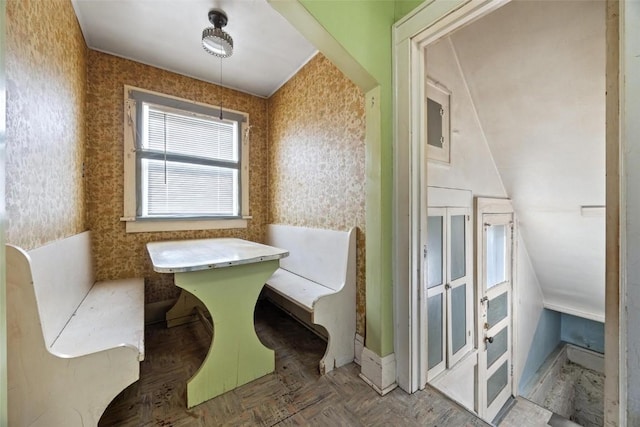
147 238 289 273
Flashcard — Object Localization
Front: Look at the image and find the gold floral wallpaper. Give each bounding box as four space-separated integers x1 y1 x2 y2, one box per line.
267 54 367 335
6 2 367 333
86 50 269 303
5 0 87 250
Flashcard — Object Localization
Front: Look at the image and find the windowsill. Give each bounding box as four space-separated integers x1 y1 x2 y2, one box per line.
121 216 250 233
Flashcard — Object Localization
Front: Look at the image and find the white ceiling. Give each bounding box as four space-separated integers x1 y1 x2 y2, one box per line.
71 0 317 98
451 0 606 319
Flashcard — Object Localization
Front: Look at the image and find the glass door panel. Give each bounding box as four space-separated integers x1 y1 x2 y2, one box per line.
486 327 508 368
450 284 467 354
486 291 508 328
486 224 506 289
450 214 466 280
427 98 444 149
427 215 443 288
487 361 508 406
427 294 444 370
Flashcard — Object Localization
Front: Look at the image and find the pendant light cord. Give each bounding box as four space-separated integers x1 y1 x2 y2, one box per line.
219 56 223 120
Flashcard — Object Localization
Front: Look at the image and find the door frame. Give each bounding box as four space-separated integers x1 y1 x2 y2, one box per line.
1 0 7 422
392 0 626 424
392 0 511 394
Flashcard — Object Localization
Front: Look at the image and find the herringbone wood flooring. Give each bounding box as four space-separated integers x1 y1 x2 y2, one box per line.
99 300 488 427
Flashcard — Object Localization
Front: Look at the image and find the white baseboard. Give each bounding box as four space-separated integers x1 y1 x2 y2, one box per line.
354 334 364 365
566 343 604 374
359 347 397 395
523 344 567 404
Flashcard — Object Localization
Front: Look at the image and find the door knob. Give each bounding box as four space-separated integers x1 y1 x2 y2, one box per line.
485 336 494 344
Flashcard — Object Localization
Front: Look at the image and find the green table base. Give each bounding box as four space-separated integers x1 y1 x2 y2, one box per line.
172 259 278 408
166 289 205 327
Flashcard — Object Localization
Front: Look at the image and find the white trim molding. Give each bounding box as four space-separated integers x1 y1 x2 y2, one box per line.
543 302 605 323
123 218 248 233
358 347 397 396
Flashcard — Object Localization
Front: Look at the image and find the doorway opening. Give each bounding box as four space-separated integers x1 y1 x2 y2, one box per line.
394 0 607 424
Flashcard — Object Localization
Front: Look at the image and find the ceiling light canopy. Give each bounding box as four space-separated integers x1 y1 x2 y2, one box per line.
202 10 233 58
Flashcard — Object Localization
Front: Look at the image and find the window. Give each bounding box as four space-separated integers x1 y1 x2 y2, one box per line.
122 86 250 232
426 79 450 164
426 207 473 379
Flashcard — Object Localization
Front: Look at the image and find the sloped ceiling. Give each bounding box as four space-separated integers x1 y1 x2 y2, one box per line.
450 0 606 319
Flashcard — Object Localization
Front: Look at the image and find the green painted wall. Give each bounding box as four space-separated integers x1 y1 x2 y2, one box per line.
299 0 424 357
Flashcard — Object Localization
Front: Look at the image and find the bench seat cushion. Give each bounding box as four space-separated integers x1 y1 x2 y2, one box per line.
265 268 335 312
50 278 145 361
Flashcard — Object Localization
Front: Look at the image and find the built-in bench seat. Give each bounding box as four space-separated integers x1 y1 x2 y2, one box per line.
7 231 144 426
266 269 336 311
264 224 356 374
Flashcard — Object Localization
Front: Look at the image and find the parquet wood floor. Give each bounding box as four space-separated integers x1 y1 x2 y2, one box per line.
99 300 489 427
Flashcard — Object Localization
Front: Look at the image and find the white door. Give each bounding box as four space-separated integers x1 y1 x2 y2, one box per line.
478 212 513 421
425 206 473 381
426 208 447 379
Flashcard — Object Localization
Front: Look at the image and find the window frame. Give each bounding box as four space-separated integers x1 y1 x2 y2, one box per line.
425 78 451 164
122 85 251 233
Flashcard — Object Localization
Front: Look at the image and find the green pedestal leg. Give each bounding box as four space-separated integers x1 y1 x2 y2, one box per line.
174 259 278 408
165 289 205 327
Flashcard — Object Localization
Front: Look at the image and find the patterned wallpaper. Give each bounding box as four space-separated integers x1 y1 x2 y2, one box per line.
267 54 367 335
5 0 87 249
86 51 269 303
6 2 366 332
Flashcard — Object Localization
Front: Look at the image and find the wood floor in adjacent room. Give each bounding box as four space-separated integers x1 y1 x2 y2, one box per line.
99 300 489 427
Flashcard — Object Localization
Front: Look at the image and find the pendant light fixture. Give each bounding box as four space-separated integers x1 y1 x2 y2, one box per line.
202 10 233 58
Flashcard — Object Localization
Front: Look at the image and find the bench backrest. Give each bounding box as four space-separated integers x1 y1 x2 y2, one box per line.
266 224 355 292
27 231 95 348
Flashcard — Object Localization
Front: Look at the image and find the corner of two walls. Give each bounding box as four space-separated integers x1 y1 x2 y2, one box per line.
5 0 270 310
518 308 606 394
515 235 548 393
5 0 88 249
266 53 367 336
517 307 561 394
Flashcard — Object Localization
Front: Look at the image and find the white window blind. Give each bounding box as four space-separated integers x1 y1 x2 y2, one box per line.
138 103 240 218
